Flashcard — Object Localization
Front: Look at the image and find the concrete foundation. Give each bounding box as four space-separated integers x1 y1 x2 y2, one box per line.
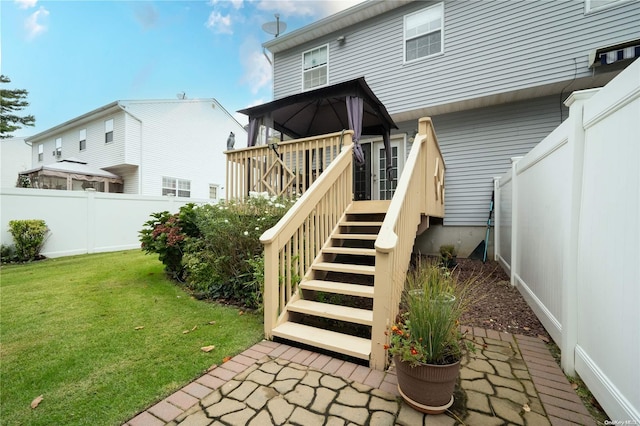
414 224 494 259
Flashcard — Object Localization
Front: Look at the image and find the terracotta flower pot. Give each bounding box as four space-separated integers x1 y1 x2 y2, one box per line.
393 355 461 414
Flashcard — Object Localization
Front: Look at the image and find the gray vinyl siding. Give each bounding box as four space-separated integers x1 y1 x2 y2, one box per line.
272 0 640 114
427 95 565 226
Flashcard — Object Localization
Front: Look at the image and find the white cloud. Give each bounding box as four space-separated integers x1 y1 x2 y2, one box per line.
239 38 273 95
15 0 37 9
257 0 365 18
209 0 244 10
25 6 49 40
206 11 233 34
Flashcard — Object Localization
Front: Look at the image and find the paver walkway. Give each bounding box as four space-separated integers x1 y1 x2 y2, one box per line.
125 328 596 426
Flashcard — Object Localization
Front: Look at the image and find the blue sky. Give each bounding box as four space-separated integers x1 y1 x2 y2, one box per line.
1 0 364 137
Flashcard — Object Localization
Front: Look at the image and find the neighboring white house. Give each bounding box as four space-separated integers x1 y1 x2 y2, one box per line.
24 99 246 200
0 138 31 188
261 0 640 254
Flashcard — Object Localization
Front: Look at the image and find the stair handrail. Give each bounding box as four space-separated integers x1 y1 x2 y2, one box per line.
370 117 445 370
261 131 354 339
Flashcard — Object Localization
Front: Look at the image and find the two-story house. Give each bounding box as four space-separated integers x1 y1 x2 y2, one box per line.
225 0 639 371
261 0 640 256
24 99 246 200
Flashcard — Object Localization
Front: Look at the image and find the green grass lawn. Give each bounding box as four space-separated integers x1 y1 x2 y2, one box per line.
0 250 264 426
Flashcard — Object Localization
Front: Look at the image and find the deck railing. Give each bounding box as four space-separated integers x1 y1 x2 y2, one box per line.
225 132 347 201
370 117 445 369
260 132 354 337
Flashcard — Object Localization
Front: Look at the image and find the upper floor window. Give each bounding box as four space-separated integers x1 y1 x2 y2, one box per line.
38 144 43 162
404 3 443 63
79 129 87 151
162 177 191 197
105 119 114 143
586 0 627 12
302 45 328 90
54 137 62 157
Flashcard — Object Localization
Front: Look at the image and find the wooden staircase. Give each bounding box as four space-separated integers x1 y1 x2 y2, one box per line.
271 200 390 361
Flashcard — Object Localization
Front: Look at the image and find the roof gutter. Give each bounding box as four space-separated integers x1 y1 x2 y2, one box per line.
263 0 412 53
26 101 121 143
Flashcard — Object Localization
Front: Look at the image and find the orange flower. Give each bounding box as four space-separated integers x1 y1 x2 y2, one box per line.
410 347 418 355
383 344 390 350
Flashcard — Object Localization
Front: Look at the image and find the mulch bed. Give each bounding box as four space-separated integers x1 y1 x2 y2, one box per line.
451 257 551 341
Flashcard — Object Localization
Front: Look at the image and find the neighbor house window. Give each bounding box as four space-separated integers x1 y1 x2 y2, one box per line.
54 137 62 157
209 184 219 200
302 45 328 90
162 177 191 197
38 144 43 162
586 0 627 12
105 119 114 143
404 3 444 62
79 129 86 151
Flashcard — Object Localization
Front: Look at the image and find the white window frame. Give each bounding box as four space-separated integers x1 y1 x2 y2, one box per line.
54 137 62 157
79 129 87 151
585 0 628 13
209 184 219 200
38 144 43 162
302 44 329 91
162 177 191 198
403 2 444 64
105 119 114 143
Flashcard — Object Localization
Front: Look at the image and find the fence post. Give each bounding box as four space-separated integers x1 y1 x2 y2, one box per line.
561 89 599 375
509 156 522 287
86 188 96 254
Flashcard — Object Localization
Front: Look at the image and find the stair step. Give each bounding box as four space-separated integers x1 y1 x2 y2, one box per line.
333 233 377 240
313 262 375 275
323 247 376 256
300 280 374 298
348 200 390 214
340 221 383 227
288 299 373 325
272 322 371 360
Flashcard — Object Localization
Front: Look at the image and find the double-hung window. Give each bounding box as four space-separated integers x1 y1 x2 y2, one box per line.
38 144 43 162
79 129 87 151
209 184 219 200
302 45 328 90
54 137 62 157
162 177 191 197
404 3 444 63
105 119 114 143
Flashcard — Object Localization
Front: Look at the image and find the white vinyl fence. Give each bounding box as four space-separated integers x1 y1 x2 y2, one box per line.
494 59 639 422
0 188 212 258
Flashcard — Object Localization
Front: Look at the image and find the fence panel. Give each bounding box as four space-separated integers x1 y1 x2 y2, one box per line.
494 59 639 422
0 188 209 258
573 63 639 422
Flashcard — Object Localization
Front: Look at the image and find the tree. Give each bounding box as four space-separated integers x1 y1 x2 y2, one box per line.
1 75 36 139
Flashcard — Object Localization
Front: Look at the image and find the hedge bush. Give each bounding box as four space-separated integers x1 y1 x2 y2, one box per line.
140 196 294 308
7 219 49 262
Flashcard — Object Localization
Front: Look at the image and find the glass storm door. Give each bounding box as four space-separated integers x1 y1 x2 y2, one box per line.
373 140 399 200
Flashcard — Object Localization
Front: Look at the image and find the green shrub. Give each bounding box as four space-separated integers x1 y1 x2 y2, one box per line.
7 219 49 262
139 203 200 280
182 196 293 308
140 196 294 308
1 244 17 263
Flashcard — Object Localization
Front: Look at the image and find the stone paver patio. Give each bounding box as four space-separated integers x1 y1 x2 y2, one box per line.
125 328 596 426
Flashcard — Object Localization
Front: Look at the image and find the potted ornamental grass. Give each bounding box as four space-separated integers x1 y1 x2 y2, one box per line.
387 258 472 414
